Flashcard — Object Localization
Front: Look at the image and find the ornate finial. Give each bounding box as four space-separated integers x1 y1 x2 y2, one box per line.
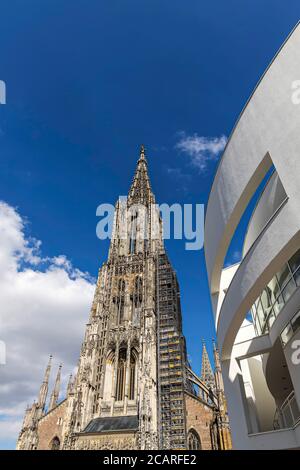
140 144 145 159
49 363 62 410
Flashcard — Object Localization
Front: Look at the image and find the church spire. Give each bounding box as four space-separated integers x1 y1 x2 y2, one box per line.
128 144 154 206
67 373 74 396
201 340 215 390
38 355 52 411
49 364 62 411
140 144 146 160
213 339 224 394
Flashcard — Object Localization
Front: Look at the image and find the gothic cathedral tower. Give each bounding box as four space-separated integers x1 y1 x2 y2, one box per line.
17 146 231 451
67 145 162 449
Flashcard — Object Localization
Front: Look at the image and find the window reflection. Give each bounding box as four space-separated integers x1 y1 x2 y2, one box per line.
281 309 300 346
251 248 300 336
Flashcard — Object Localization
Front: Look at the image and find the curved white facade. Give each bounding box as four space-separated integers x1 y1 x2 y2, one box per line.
205 23 300 449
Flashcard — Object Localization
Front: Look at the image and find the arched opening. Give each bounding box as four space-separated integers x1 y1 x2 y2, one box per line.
50 436 60 450
116 349 126 401
114 348 138 402
129 349 137 400
187 429 201 450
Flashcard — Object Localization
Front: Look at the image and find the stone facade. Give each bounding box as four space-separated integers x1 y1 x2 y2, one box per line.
75 432 137 450
36 400 67 450
185 392 214 450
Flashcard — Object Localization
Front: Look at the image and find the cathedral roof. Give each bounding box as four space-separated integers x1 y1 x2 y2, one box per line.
82 416 138 434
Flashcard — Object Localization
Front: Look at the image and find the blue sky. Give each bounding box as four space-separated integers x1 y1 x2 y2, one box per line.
0 0 300 449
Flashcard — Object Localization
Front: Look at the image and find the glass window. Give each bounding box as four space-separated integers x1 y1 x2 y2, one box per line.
291 310 300 334
288 249 300 274
281 324 293 346
276 264 292 290
260 289 272 324
267 277 279 305
267 309 276 331
294 267 300 287
251 307 261 335
273 294 284 317
250 249 300 338
256 300 266 333
281 277 296 303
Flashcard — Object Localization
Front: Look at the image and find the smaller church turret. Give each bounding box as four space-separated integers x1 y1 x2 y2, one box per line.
200 340 215 392
49 364 62 411
212 340 232 450
67 373 74 396
37 355 52 412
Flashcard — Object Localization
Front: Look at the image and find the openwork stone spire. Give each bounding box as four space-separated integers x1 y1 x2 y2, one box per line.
128 145 154 206
201 340 215 391
49 364 62 411
38 355 52 411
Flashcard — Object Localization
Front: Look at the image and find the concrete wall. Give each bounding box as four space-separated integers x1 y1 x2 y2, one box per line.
205 22 300 449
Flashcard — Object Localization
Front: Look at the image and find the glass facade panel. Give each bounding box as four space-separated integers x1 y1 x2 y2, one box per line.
250 248 300 337
294 267 300 287
282 278 296 303
276 264 291 290
252 307 261 335
260 289 270 311
256 300 265 333
273 294 284 316
281 310 300 347
266 279 277 305
288 249 300 274
267 309 276 330
281 324 293 346
270 275 281 301
291 311 300 334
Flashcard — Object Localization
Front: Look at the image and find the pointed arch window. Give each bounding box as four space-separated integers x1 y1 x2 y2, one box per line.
187 429 201 450
50 436 60 450
116 349 126 401
115 349 137 402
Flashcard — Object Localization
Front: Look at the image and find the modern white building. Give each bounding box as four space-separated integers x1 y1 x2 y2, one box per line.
205 23 300 449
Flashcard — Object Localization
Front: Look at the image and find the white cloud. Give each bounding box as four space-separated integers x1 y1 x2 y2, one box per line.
175 132 227 173
0 201 95 449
